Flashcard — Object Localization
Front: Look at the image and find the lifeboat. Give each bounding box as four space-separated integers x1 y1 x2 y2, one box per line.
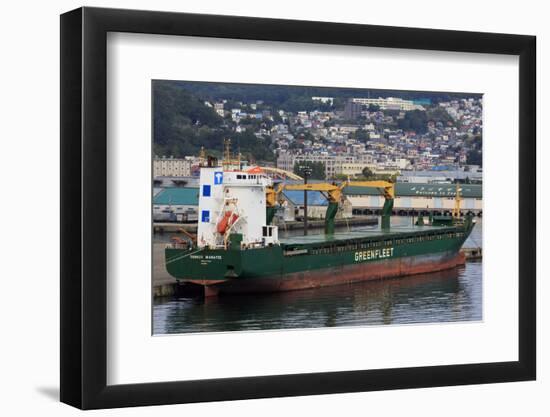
246 166 264 174
217 211 239 234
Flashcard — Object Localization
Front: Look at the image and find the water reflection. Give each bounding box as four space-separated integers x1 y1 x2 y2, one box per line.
153 261 482 335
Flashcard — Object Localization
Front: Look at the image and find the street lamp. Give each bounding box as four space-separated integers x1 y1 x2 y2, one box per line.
298 164 313 236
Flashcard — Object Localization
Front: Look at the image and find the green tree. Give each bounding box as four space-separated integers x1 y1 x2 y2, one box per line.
426 107 453 125
466 135 482 166
293 161 325 180
397 110 428 133
354 128 369 142
152 81 275 162
362 167 374 178
332 173 349 181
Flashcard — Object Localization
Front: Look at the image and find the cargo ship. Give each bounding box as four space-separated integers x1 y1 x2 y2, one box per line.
165 165 475 296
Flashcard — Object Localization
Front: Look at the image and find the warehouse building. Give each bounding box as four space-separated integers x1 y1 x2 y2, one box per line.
153 187 199 222
152 182 481 224
278 190 353 221
345 183 482 216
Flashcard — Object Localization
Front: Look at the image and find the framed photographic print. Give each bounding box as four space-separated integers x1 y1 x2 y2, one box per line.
60 6 536 409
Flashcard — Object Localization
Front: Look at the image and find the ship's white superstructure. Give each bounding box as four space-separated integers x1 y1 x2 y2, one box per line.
197 167 278 248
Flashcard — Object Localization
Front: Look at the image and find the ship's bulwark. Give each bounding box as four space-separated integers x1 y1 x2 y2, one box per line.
165 223 473 296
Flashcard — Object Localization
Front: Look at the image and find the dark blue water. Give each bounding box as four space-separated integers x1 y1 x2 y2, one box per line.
153 218 482 334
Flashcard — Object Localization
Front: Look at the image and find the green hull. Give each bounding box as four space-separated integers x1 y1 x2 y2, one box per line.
165 220 474 293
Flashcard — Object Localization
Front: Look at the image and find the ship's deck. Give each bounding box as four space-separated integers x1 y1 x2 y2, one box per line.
279 224 452 246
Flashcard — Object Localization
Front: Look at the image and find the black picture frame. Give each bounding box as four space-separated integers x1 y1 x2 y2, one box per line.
60 6 536 410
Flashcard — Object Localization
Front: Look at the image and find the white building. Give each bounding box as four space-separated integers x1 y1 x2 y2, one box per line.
345 183 482 215
335 162 376 178
311 96 334 105
153 157 192 177
351 97 425 111
277 152 375 179
214 102 225 117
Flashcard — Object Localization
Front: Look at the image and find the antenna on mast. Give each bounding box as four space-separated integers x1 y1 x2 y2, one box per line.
223 138 232 170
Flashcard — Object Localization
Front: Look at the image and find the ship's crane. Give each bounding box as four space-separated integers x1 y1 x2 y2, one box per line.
258 166 303 181
265 183 284 224
452 183 462 219
271 180 395 234
343 181 395 230
281 182 344 234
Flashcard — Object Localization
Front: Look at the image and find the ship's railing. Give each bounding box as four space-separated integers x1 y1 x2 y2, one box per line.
168 237 192 250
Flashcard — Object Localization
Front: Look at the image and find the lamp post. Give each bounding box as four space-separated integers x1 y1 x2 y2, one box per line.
299 164 313 236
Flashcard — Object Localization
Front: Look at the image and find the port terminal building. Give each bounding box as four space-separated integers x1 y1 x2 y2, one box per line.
345 183 482 216
278 190 353 221
153 187 199 223
152 182 482 224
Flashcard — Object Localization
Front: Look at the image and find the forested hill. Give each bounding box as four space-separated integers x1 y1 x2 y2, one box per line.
153 81 275 162
152 79 481 162
167 80 482 111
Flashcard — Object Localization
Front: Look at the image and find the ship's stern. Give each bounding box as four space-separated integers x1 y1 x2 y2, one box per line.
165 246 242 290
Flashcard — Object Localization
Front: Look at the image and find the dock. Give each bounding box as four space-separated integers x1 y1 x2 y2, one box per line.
461 247 483 261
153 223 197 234
153 243 178 297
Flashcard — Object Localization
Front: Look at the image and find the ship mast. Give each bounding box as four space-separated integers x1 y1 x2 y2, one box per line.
222 138 232 170
198 146 206 167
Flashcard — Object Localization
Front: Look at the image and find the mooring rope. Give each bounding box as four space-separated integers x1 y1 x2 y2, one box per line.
165 248 204 265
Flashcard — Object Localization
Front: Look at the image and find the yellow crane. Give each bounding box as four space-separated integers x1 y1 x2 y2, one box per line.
343 180 394 230
266 180 395 233
344 180 395 200
452 183 462 219
259 166 303 181
282 182 345 203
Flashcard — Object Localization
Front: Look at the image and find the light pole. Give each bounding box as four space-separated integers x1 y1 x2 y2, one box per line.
299 164 313 236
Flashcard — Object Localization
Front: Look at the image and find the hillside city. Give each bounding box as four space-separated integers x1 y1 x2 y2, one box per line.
153 82 482 183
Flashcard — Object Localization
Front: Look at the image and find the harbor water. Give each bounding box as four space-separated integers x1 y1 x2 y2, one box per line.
153 217 482 334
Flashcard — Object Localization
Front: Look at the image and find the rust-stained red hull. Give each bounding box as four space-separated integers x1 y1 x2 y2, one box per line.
185 251 466 296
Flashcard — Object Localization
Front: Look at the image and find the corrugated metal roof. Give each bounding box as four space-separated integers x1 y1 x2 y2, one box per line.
345 183 482 198
154 187 199 205
283 190 329 206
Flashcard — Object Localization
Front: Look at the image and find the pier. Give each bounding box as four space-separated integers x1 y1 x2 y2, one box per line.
153 243 178 297
153 222 197 234
461 247 483 260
